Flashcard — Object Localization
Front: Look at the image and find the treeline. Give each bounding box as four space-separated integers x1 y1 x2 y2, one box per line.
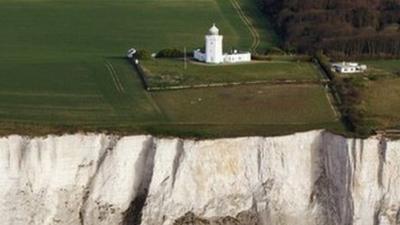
260 0 400 58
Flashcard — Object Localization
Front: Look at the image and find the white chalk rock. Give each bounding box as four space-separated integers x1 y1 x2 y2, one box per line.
141 131 324 225
0 131 400 225
82 136 155 225
0 134 110 225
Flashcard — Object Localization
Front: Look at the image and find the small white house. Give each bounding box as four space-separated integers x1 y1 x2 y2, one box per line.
193 24 251 64
331 62 367 74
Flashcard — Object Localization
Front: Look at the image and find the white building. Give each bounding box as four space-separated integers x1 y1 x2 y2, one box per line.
331 62 367 74
127 48 136 58
193 24 251 64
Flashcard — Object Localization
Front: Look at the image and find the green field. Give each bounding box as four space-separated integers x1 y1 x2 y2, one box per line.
362 59 400 74
0 58 163 126
358 59 400 78
0 55 341 136
151 84 337 124
0 0 343 137
362 79 400 127
141 59 320 88
0 0 277 57
147 84 342 137
358 60 400 130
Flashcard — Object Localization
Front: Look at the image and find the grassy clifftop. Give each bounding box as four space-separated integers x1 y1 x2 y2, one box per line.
0 0 345 137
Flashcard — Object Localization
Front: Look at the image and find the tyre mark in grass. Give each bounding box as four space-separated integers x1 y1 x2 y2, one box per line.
105 60 125 94
229 0 260 52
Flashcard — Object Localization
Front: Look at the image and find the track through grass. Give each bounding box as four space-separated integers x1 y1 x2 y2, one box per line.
105 60 125 94
229 0 260 52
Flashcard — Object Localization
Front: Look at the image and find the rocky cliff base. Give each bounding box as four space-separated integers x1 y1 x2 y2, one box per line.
1 130 399 225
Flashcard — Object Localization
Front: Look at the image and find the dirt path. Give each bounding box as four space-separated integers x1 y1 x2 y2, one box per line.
229 0 260 52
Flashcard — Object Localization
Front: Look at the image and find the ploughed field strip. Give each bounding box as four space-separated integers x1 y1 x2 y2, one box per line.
0 0 341 136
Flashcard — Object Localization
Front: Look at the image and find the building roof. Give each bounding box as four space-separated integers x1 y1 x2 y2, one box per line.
208 23 219 35
331 62 360 68
225 49 250 55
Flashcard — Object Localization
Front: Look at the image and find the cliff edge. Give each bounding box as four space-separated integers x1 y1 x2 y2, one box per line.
0 130 399 225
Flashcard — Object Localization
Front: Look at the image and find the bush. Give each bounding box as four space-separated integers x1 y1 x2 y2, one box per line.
281 55 312 62
367 74 379 80
136 49 152 60
251 54 272 61
314 51 336 80
156 48 184 58
265 47 286 55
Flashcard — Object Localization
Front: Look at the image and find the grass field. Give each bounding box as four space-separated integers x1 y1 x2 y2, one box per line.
151 84 337 124
0 58 163 126
358 60 400 130
0 0 277 57
353 59 400 81
141 59 320 88
362 59 400 74
361 79 400 129
0 54 341 137
148 83 343 137
0 0 343 137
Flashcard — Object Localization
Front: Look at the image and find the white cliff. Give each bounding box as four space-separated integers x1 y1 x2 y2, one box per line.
0 130 399 225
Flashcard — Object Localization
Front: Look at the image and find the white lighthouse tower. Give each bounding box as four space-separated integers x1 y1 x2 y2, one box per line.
205 24 223 64
193 23 251 64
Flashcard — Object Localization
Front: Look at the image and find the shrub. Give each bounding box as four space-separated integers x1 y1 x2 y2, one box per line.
156 48 184 58
367 74 379 80
286 55 312 62
251 54 272 61
314 51 336 80
265 47 286 55
136 49 152 60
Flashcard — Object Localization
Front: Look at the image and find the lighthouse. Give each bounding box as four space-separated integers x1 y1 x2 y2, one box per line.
205 24 224 64
193 24 251 64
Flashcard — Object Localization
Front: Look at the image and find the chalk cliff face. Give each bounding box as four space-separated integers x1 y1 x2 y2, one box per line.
0 131 399 225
